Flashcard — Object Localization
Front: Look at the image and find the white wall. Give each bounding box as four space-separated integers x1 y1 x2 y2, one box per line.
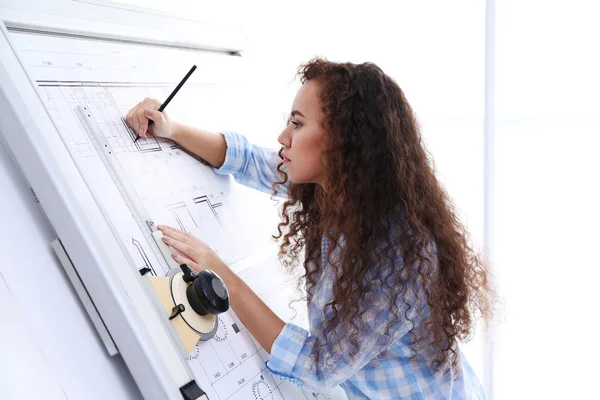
492 1 600 398
0 139 142 399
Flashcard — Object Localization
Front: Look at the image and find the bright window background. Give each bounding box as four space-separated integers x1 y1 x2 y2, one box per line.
494 1 600 399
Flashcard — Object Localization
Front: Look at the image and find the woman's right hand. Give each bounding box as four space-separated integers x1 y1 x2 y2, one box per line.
125 97 177 141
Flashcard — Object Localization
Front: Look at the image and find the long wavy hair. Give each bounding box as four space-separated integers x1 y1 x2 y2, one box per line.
273 57 493 374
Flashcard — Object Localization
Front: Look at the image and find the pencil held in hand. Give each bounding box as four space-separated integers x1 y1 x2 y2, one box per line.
129 65 197 142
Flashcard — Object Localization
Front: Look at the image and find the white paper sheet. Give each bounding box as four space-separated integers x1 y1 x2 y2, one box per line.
9 32 346 400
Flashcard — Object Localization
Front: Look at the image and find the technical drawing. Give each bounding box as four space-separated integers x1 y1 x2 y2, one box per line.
19 42 346 399
167 202 197 232
136 136 163 153
309 393 332 400
131 238 156 276
193 195 223 226
251 375 276 400
213 318 229 343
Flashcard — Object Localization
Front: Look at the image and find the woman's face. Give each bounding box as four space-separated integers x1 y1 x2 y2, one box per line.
277 80 327 186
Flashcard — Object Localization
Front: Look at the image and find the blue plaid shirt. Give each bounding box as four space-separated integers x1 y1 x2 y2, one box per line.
214 131 487 399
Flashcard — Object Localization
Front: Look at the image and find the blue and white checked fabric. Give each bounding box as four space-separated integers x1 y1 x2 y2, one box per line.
213 131 288 197
213 131 487 399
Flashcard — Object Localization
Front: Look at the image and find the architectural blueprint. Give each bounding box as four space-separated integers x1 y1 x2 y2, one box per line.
9 32 344 400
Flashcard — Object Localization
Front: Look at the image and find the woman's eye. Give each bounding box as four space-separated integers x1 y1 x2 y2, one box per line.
286 116 301 129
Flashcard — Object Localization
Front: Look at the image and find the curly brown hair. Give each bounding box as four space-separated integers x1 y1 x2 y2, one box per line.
273 57 493 375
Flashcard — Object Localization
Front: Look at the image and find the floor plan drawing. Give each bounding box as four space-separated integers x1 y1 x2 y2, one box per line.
9 32 346 400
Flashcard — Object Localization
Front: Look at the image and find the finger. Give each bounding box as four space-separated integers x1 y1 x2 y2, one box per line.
158 224 182 236
137 108 148 139
125 108 132 125
162 235 197 260
125 105 138 131
158 225 191 243
171 252 203 273
144 109 162 135
133 106 143 138
144 108 162 121
144 108 163 122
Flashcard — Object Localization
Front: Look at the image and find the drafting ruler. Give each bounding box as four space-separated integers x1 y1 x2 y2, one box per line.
75 105 210 400
75 105 181 275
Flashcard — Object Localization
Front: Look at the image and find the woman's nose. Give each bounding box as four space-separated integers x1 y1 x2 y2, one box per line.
278 126 291 148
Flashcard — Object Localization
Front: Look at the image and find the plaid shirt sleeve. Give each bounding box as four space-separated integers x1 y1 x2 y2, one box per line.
213 131 288 197
265 284 427 392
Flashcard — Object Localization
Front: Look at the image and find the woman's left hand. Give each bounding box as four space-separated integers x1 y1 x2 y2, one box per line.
157 225 238 290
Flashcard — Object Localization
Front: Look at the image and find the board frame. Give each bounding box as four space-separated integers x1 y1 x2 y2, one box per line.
0 6 246 400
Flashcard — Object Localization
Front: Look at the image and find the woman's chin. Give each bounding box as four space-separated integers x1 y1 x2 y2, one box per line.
286 170 322 186
288 177 319 186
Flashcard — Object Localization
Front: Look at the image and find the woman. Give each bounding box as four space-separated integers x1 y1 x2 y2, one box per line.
126 58 493 399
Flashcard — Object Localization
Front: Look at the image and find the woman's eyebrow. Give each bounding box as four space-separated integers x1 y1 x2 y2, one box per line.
291 110 305 118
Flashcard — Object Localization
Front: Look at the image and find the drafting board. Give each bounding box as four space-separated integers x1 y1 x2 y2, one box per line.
0 9 345 400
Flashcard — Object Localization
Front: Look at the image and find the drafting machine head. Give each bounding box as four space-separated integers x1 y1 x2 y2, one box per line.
150 264 230 353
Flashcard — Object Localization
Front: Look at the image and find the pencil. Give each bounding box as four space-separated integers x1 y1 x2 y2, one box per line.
134 65 197 142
